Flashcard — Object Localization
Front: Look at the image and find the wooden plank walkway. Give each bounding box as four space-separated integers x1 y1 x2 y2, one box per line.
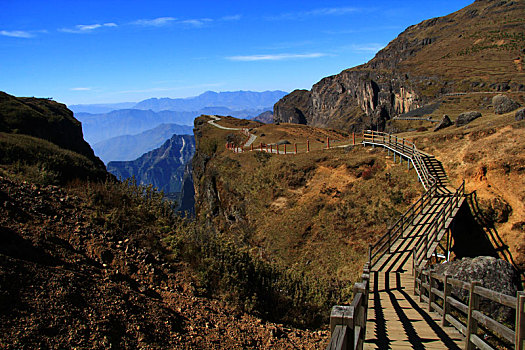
365 272 464 349
362 132 467 349
327 131 469 350
363 190 468 349
364 191 466 349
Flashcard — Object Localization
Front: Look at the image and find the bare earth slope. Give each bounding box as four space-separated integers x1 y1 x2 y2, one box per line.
0 176 327 349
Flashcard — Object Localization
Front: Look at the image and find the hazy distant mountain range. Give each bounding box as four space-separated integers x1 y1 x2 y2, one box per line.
76 107 269 145
70 90 287 114
93 123 194 164
133 90 287 112
69 102 136 114
72 90 283 168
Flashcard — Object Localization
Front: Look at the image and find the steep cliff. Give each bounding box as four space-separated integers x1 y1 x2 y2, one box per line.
0 92 107 184
107 134 195 198
0 91 104 168
274 0 525 131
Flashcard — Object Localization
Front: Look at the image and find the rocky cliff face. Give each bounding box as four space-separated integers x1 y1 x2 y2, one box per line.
274 71 424 131
107 134 195 197
0 91 105 169
273 90 311 124
274 0 525 131
191 118 220 222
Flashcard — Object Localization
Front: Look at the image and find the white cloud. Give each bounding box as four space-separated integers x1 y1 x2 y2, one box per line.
268 7 360 21
60 22 117 33
220 15 241 21
71 87 92 91
132 17 177 27
0 30 34 38
180 18 213 27
227 53 328 61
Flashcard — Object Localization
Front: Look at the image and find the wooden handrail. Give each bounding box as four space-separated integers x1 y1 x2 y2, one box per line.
369 182 438 266
363 130 436 190
327 131 467 349
327 264 370 350
415 266 525 349
414 180 465 268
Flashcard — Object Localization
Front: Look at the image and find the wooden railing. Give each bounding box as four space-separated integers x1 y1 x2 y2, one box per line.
327 264 370 350
413 180 465 269
415 266 525 349
369 182 438 267
327 130 467 349
363 130 436 190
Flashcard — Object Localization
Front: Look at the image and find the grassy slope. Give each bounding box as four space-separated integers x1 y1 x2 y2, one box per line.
395 96 525 270
363 0 525 95
0 132 107 185
195 115 423 285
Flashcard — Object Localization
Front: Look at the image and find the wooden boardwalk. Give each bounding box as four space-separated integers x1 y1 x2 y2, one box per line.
363 132 466 349
365 272 464 349
363 190 468 349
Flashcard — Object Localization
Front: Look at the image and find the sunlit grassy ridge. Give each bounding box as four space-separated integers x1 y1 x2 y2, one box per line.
0 132 107 185
191 115 423 323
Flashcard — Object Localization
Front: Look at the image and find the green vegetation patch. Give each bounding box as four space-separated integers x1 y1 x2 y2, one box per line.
0 132 107 185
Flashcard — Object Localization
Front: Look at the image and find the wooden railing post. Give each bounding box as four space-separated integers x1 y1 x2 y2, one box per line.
368 245 372 265
307 139 310 152
428 269 434 312
329 305 354 350
353 282 368 350
442 274 450 327
516 291 525 349
412 248 416 276
419 268 425 302
465 281 481 350
413 265 417 295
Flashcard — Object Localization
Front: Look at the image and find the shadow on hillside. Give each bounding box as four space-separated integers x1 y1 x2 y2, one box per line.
452 191 524 286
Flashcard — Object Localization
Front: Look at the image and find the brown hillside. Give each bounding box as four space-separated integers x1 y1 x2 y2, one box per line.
192 115 423 307
0 176 328 349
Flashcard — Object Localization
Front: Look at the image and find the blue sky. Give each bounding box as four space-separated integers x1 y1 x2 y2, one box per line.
0 0 473 105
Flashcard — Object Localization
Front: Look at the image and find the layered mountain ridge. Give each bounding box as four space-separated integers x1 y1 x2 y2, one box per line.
107 134 195 200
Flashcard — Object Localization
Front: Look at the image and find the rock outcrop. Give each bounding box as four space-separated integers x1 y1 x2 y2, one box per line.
274 71 423 132
252 110 274 124
0 91 104 169
479 196 513 224
455 111 481 127
434 114 453 131
432 256 519 322
515 107 525 121
492 94 520 114
273 90 311 124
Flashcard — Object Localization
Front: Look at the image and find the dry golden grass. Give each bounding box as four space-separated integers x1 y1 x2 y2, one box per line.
196 115 423 285
393 98 525 270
